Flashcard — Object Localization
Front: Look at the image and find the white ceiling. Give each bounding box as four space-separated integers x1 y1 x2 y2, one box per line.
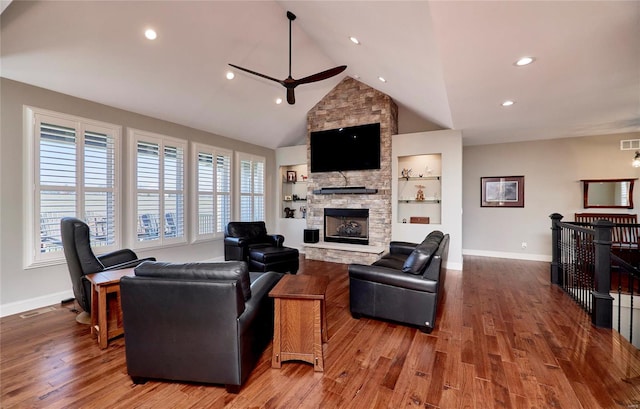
1 1 638 149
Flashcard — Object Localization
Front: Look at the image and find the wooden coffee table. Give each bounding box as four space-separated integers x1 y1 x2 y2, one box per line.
269 274 330 372
85 268 135 349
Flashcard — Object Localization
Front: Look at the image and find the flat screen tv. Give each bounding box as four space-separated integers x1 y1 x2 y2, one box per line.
310 123 381 173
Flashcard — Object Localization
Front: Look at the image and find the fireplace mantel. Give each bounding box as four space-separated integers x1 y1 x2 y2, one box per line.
313 186 378 195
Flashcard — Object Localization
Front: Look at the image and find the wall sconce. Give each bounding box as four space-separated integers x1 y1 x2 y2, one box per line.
633 151 640 168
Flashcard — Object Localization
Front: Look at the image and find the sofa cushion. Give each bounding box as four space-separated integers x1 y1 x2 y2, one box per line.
134 261 252 301
373 256 405 270
402 240 441 274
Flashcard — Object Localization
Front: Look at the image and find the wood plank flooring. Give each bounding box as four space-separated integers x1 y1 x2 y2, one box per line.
3 256 640 408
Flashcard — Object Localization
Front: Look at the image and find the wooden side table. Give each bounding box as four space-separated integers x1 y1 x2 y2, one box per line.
269 274 330 372
85 268 135 349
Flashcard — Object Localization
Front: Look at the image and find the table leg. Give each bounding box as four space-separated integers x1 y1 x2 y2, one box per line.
313 299 324 372
90 283 98 336
97 285 108 349
272 298 282 368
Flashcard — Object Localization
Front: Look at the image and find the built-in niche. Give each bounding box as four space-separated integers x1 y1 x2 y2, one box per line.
581 178 637 209
397 154 442 224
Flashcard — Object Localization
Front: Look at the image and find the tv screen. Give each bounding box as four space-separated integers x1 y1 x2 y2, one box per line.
310 123 381 173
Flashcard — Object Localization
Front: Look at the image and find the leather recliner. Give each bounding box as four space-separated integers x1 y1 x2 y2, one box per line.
348 231 450 333
224 221 299 274
120 261 283 393
60 217 154 319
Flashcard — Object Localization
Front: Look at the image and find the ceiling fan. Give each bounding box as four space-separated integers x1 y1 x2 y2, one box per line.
229 11 347 105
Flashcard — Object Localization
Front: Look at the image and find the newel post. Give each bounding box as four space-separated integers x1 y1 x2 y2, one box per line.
549 213 563 286
592 219 614 328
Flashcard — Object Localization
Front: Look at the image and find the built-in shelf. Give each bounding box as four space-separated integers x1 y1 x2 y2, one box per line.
398 176 440 181
398 199 441 204
313 187 378 195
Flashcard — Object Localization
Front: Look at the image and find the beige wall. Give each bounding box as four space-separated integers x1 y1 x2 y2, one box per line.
0 78 275 315
463 132 640 260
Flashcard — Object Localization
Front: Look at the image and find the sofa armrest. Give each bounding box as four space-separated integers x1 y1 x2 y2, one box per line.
348 264 437 293
225 236 249 247
269 234 285 247
238 271 283 333
389 241 419 256
103 257 156 271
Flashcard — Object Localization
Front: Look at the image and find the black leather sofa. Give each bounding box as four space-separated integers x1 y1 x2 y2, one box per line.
348 231 450 333
120 261 283 393
224 221 299 274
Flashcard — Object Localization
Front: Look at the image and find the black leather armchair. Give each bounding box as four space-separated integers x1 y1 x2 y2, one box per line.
348 231 449 333
60 217 154 321
120 261 283 393
224 221 299 274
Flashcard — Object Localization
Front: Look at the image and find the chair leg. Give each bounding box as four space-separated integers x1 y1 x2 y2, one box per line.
130 376 148 385
226 384 241 394
419 326 433 334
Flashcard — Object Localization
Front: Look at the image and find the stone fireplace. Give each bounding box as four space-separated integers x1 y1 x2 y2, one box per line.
304 77 398 265
324 208 369 245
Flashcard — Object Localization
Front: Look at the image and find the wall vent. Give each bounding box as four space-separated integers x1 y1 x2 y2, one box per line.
620 139 640 150
19 306 57 319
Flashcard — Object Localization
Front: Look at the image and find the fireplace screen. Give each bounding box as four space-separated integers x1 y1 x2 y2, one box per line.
324 208 369 245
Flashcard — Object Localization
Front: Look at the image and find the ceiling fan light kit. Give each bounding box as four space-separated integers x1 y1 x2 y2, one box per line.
229 11 347 105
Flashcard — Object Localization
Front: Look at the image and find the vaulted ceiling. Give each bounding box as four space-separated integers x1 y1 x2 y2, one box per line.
1 1 638 149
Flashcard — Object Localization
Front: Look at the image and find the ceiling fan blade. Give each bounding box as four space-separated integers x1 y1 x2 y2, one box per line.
228 64 283 85
295 65 347 85
286 88 295 105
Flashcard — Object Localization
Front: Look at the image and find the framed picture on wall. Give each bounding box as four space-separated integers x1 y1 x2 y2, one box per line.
481 176 524 207
286 170 297 182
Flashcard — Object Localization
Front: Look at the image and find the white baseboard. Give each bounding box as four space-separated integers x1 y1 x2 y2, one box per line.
462 249 551 262
445 261 463 271
1 289 74 318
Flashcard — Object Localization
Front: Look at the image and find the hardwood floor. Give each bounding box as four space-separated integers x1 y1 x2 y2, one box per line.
3 256 640 408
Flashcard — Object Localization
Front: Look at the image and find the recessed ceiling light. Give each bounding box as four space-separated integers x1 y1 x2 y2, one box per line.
275 98 283 105
144 29 157 40
378 76 386 83
349 36 360 45
226 71 235 80
515 56 535 66
501 100 515 107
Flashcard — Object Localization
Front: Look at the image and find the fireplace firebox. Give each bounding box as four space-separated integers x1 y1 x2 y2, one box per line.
324 208 369 245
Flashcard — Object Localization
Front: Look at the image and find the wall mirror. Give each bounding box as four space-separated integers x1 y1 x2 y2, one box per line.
581 178 637 209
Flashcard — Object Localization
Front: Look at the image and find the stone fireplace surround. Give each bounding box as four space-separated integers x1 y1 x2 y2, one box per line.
303 77 398 265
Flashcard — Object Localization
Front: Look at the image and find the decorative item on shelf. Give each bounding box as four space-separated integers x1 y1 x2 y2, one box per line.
286 170 297 182
301 174 308 181
283 207 296 218
410 216 430 224
284 195 292 201
415 185 425 201
402 218 407 223
292 194 299 201
401 168 412 180
300 206 307 218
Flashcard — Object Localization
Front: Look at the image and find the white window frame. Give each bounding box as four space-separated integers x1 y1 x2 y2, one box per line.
236 152 266 222
191 143 232 242
129 128 187 249
23 106 122 268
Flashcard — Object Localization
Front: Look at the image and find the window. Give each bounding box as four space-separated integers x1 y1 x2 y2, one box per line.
25 107 121 266
237 152 265 222
192 143 232 240
130 129 186 247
